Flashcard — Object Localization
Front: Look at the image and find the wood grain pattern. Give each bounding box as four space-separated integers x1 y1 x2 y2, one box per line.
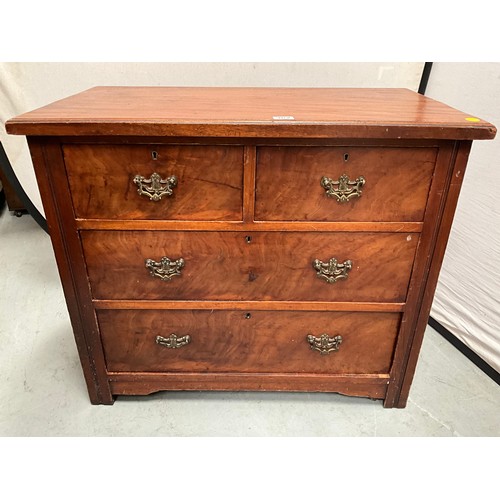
76 219 423 232
108 372 389 399
93 300 405 312
6 87 496 139
81 231 419 302
243 146 256 222
383 142 457 407
256 146 437 221
394 141 474 408
8 88 495 406
46 136 450 147
26 138 114 405
63 144 243 220
98 310 400 374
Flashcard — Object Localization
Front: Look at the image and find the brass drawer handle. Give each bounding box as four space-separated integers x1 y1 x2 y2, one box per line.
133 172 177 201
320 174 365 202
313 258 352 284
307 334 343 355
145 256 184 281
156 334 191 349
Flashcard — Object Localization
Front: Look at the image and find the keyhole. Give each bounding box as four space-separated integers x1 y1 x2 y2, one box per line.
152 151 158 160
245 313 252 319
344 153 349 162
245 235 252 244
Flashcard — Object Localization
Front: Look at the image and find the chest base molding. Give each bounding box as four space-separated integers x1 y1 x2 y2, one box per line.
108 372 389 400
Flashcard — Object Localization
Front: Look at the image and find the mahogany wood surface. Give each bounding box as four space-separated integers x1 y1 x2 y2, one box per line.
108 372 389 399
64 144 243 220
7 87 495 407
6 87 496 139
99 309 400 374
93 300 405 312
81 231 418 302
243 146 256 222
393 141 473 408
46 136 450 147
383 142 461 407
256 146 437 221
76 220 423 232
26 138 113 404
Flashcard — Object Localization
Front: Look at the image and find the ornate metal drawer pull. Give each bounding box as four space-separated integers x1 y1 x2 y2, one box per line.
145 256 184 281
307 334 343 355
133 172 177 201
313 257 352 284
320 174 365 202
156 334 191 349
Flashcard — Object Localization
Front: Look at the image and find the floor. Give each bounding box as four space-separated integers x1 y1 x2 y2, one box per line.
0 206 499 437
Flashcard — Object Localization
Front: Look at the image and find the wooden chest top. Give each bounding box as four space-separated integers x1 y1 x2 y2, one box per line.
5 87 496 139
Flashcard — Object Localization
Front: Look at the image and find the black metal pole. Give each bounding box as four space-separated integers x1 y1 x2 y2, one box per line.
418 62 433 95
0 142 48 234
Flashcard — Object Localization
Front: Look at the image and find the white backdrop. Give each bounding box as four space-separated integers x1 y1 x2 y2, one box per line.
426 63 500 373
3 62 497 373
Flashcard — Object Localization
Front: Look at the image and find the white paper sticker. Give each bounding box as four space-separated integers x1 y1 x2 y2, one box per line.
272 115 295 120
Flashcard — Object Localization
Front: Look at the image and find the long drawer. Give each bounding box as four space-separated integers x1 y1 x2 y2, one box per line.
82 231 419 302
98 310 400 374
255 146 437 221
63 144 244 220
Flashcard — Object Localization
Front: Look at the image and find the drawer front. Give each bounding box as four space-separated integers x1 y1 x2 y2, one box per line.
63 144 244 220
99 310 400 374
82 231 418 302
255 146 437 221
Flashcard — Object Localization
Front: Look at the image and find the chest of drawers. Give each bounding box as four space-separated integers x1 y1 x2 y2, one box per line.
6 87 496 407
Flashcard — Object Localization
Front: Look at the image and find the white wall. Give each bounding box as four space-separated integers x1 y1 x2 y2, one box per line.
0 62 423 214
426 63 500 372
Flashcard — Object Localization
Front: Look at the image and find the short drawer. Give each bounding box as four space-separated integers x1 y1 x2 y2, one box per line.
82 231 418 302
255 146 437 221
63 144 243 220
99 310 400 374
